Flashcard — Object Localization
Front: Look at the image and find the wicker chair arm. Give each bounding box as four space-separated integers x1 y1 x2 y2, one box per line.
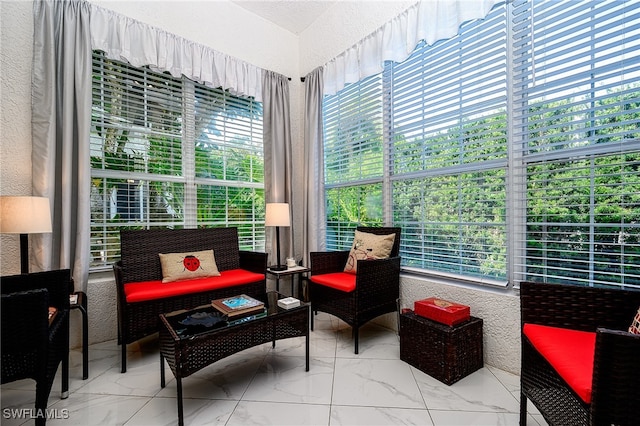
310 251 350 275
239 251 268 274
0 270 72 310
113 260 123 283
355 256 401 305
113 261 128 304
590 328 640 425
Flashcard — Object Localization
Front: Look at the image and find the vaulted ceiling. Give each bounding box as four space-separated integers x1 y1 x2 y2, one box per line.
230 1 336 35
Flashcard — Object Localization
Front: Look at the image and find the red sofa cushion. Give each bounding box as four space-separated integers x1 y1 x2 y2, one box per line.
310 272 356 292
523 323 596 404
124 269 265 303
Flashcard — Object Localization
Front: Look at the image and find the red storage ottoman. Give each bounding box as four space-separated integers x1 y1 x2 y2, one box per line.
414 297 470 326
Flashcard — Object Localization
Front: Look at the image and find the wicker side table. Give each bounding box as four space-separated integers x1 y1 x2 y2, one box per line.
400 311 483 385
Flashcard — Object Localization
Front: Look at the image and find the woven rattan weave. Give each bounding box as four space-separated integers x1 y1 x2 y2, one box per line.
400 312 483 385
159 291 309 426
520 281 640 426
113 227 267 372
1 269 73 426
309 227 401 354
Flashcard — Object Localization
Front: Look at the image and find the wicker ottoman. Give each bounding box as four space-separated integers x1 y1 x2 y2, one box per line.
400 311 483 385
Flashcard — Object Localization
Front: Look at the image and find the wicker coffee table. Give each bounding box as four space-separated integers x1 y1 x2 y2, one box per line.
159 291 310 426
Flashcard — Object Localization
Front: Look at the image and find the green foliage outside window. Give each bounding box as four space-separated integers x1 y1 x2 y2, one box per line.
324 83 640 285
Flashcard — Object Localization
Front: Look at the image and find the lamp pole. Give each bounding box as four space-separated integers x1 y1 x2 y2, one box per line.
20 233 29 274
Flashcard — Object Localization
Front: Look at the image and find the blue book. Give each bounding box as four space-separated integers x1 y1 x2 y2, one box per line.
212 294 264 317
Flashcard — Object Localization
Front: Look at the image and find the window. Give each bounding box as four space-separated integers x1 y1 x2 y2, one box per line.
322 0 640 289
513 0 640 288
90 52 264 269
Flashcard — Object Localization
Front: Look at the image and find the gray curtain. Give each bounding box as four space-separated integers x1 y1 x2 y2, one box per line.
302 67 326 267
262 71 293 264
32 0 92 290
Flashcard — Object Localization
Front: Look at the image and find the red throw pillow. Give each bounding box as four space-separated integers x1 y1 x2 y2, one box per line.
629 307 640 334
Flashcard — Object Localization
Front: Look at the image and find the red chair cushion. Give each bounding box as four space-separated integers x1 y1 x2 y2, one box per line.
124 269 265 303
523 323 596 404
310 272 356 292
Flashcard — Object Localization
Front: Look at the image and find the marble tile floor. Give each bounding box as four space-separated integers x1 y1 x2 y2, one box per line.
1 313 548 426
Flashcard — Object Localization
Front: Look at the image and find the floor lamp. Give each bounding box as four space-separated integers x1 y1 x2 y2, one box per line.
0 196 52 274
265 203 290 271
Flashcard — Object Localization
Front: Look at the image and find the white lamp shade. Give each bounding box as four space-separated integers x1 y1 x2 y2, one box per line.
265 203 290 227
0 196 52 234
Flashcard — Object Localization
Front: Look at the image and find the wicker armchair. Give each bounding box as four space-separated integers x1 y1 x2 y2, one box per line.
309 227 401 354
520 281 640 426
1 269 72 425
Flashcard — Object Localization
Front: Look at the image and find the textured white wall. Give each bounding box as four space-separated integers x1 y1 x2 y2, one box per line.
298 0 415 76
1 0 521 374
0 1 34 276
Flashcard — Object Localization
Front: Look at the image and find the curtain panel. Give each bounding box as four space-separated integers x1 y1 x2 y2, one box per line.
323 0 498 95
32 0 92 286
262 71 294 260
302 67 326 265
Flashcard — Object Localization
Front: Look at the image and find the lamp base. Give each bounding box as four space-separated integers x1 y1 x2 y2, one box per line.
269 264 288 272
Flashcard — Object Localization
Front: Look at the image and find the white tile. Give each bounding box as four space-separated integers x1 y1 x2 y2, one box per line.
486 365 520 393
531 413 550 426
242 355 335 404
157 352 264 400
330 405 434 426
72 360 167 397
45 393 150 426
335 323 400 359
332 358 425 409
310 311 341 331
126 396 238 426
429 410 521 425
267 332 339 359
227 400 330 426
413 367 520 413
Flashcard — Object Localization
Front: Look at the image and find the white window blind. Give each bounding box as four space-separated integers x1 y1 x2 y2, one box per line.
322 73 385 250
512 0 640 288
90 52 264 269
193 83 265 249
390 2 508 283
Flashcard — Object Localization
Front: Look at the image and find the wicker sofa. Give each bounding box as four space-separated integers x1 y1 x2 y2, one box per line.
520 281 640 426
113 227 267 372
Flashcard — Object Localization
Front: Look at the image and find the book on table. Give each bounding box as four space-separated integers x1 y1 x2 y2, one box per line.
211 294 265 319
